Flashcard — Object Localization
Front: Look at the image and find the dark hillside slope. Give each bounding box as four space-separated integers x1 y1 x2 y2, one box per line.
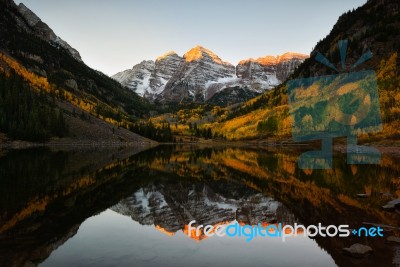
0 0 155 144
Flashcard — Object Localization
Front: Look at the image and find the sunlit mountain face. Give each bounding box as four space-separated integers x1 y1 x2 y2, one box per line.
112 45 308 105
0 146 399 267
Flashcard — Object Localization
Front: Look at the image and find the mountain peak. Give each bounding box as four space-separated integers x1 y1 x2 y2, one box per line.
239 52 309 66
134 60 154 69
184 46 231 65
156 51 179 61
17 3 41 27
15 2 82 62
278 52 309 62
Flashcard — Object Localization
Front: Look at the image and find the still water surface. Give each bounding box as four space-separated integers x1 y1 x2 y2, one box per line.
0 146 399 267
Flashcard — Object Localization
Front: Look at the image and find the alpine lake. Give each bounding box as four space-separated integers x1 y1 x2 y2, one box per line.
0 144 399 267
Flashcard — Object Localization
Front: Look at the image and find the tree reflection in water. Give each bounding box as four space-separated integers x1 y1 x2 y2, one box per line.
0 145 399 267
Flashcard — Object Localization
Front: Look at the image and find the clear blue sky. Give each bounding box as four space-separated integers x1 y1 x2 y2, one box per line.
16 0 367 76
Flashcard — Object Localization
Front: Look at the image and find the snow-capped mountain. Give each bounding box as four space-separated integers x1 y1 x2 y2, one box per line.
112 47 308 105
16 3 82 62
160 46 236 103
113 52 184 99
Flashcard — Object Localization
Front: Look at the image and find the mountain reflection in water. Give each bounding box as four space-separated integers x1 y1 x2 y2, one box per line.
0 145 399 267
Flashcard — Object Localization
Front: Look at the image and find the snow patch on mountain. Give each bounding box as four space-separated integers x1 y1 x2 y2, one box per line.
205 76 241 90
112 60 155 96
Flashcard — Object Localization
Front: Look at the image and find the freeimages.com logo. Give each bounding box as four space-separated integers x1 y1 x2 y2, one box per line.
187 220 384 242
286 40 382 169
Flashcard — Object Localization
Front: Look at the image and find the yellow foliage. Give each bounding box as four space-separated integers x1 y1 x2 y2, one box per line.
0 53 51 92
295 84 319 99
377 52 397 80
0 53 129 128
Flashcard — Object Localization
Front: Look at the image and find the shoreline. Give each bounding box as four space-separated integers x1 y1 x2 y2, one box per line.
2 138 400 158
0 140 158 150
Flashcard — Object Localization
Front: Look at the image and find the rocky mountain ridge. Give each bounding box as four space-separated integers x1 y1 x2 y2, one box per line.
112 46 308 105
16 3 82 62
237 52 309 83
112 51 184 100
160 46 237 103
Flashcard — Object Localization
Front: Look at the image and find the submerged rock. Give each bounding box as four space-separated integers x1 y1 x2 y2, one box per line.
382 199 400 210
387 236 400 244
342 243 373 258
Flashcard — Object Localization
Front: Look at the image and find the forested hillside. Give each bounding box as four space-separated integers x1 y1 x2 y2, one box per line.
0 0 155 143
